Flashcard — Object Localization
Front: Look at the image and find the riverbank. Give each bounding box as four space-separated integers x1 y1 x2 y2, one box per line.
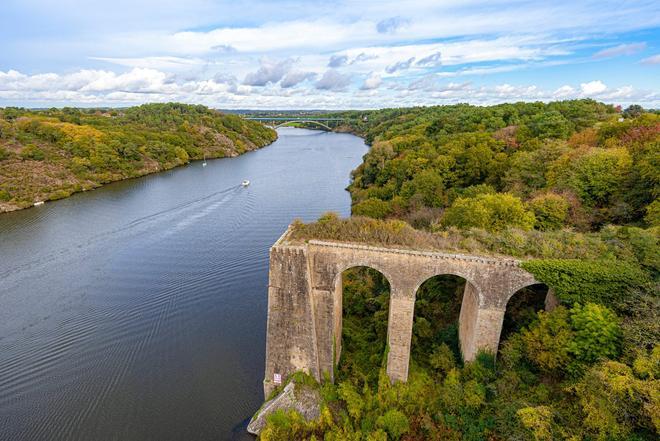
0 103 277 213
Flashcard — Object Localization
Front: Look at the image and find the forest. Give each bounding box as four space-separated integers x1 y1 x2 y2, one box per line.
0 103 277 212
259 100 659 440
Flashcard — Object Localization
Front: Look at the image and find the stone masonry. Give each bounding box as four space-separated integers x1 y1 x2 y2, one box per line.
262 227 542 398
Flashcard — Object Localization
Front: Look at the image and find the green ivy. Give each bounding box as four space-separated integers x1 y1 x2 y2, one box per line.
520 259 650 306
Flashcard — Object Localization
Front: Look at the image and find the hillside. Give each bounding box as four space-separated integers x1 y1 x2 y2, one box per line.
0 103 277 212
332 100 658 232
260 101 659 441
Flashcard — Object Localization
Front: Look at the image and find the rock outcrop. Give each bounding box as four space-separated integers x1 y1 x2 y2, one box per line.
247 381 321 435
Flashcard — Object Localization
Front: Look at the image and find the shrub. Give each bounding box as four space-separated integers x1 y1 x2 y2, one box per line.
20 144 45 160
48 189 71 200
376 409 409 440
517 406 555 441
174 146 189 163
645 199 660 227
429 343 456 375
352 198 392 219
290 215 655 262
0 146 9 160
0 120 13 139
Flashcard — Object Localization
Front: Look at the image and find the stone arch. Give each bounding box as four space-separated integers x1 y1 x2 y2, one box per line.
331 261 396 293
504 278 545 305
410 273 476 369
330 264 392 375
411 271 481 299
500 282 553 344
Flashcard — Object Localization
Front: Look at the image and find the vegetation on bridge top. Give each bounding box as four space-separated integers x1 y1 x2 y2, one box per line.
289 213 658 270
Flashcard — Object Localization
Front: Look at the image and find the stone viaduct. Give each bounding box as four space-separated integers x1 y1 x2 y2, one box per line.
263 228 552 398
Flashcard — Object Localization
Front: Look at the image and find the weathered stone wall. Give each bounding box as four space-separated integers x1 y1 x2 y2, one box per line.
263 232 540 398
263 245 318 398
458 282 480 360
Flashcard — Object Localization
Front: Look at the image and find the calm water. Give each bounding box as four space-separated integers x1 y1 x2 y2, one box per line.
0 128 367 441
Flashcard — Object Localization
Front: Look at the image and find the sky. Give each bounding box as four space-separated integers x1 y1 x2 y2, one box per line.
1 0 659 109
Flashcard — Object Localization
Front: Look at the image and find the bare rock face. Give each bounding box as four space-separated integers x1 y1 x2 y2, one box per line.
247 381 321 436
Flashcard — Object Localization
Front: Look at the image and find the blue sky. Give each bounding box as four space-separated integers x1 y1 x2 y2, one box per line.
1 0 659 109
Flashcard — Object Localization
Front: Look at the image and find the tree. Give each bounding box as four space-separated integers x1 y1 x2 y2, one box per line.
399 169 445 207
623 104 644 118
521 307 574 374
573 358 660 440
528 110 572 139
569 303 621 367
547 147 632 207
529 193 569 231
441 193 536 231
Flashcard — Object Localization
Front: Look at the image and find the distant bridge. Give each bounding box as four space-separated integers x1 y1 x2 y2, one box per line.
243 117 347 131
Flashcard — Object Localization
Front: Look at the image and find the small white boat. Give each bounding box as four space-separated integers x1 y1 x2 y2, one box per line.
34 201 44 206
241 180 250 187
202 154 207 167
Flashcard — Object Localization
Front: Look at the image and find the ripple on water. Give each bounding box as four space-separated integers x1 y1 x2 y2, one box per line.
0 128 368 441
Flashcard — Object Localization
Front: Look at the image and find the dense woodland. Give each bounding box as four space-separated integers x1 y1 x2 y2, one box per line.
0 103 276 212
260 100 659 440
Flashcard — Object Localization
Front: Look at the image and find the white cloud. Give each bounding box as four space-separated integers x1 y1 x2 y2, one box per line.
641 54 660 65
593 42 646 58
360 73 382 90
328 55 349 68
90 56 206 70
2 0 660 109
315 70 351 91
580 80 607 95
280 71 316 88
376 16 410 34
243 58 294 86
386 57 416 74
553 85 575 98
416 51 442 67
405 74 439 91
1 68 657 109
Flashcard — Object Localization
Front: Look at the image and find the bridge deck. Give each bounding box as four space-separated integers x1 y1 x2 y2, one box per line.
281 223 527 263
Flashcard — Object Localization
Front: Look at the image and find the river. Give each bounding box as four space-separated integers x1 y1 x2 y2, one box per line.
0 128 368 440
